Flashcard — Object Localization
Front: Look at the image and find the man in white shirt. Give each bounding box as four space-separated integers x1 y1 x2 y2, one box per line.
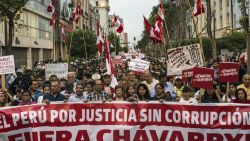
142 70 159 98
179 86 198 104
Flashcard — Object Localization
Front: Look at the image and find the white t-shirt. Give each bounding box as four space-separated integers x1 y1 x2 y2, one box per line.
179 97 198 104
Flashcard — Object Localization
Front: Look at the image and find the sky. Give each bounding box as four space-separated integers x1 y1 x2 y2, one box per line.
109 0 158 46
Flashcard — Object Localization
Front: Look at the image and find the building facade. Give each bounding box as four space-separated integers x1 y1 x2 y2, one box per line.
232 0 250 30
187 0 233 39
90 0 110 32
0 0 53 68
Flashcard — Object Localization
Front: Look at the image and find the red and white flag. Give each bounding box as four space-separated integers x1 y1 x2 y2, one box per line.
158 0 165 21
143 16 162 44
113 16 124 33
105 40 118 89
47 2 56 26
72 3 82 25
96 21 104 56
193 0 205 16
61 27 67 43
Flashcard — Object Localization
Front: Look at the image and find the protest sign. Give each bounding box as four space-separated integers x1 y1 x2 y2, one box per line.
129 59 150 73
182 68 193 82
0 55 15 75
112 59 125 68
45 63 68 80
167 44 204 76
192 67 214 89
0 102 250 141
218 62 240 82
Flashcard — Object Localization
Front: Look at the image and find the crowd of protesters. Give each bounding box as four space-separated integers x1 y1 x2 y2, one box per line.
0 54 249 108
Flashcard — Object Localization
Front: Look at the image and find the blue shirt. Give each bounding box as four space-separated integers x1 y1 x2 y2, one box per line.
43 92 65 102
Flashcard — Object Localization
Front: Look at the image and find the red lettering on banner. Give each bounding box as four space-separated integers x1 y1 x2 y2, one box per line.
170 131 184 141
246 134 250 140
207 133 223 141
149 130 168 141
40 131 53 141
97 129 111 141
113 130 130 141
56 131 72 141
188 132 204 141
75 130 90 141
8 133 22 141
134 130 149 141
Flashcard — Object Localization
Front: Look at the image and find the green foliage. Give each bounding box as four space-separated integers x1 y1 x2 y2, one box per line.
108 32 121 55
123 46 129 53
69 29 97 58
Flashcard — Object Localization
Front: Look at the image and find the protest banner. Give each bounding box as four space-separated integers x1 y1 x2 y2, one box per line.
192 67 214 89
167 44 204 76
0 102 250 141
218 62 240 82
129 59 150 73
45 63 68 80
112 59 125 68
0 55 15 75
182 68 193 82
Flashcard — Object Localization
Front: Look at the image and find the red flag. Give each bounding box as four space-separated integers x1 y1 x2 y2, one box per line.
143 16 162 44
49 12 57 26
96 21 104 56
47 3 53 13
152 16 163 43
158 0 165 21
105 40 118 89
193 0 205 16
113 16 124 33
143 16 152 34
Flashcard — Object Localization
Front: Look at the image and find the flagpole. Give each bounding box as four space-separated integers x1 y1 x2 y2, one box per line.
187 0 206 65
68 32 74 61
82 31 88 61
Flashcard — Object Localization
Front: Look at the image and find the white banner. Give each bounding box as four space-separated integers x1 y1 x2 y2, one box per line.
0 55 15 75
167 44 204 76
45 63 68 80
129 59 150 73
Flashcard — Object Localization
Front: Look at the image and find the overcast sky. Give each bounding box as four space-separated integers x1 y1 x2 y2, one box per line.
109 0 158 46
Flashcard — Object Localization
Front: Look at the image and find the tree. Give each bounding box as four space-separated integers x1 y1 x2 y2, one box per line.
205 0 217 59
0 0 29 55
68 29 97 58
238 0 250 73
108 32 121 55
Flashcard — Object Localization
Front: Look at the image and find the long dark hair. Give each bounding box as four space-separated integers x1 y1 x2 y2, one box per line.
235 88 247 100
136 83 150 100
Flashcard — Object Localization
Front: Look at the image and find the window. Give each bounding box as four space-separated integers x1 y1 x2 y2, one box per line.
227 13 230 25
96 1 98 6
220 0 222 10
220 15 223 27
226 0 229 7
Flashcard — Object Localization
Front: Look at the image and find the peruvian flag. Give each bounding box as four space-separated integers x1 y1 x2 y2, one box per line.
72 3 82 24
143 16 162 44
61 27 67 42
153 16 163 43
158 0 165 21
193 0 205 16
49 12 57 26
96 21 104 56
105 40 118 89
113 16 124 33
